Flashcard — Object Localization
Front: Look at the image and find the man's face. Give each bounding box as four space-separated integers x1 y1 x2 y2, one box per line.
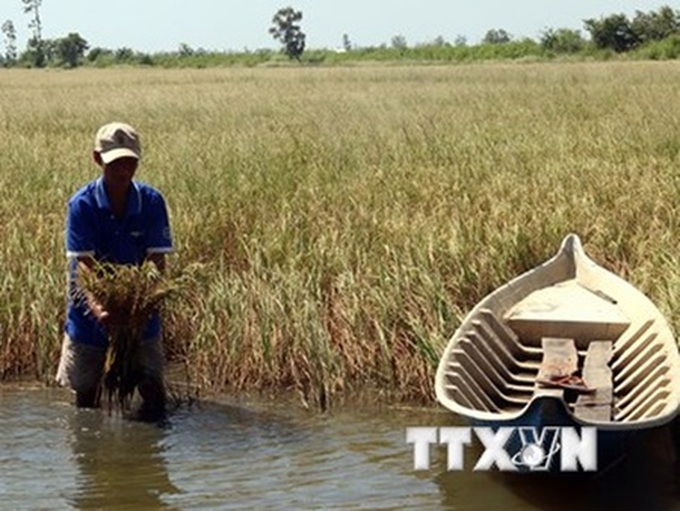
103 156 138 191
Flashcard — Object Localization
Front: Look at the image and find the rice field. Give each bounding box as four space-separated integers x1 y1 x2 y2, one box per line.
1 61 680 408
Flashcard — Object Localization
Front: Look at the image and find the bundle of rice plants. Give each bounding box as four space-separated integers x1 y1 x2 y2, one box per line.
76 260 196 412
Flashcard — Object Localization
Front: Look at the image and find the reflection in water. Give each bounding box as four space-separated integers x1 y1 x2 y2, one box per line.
0 388 80 510
159 399 317 510
67 410 180 510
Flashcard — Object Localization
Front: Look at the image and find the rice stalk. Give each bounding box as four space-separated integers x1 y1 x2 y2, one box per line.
76 260 202 411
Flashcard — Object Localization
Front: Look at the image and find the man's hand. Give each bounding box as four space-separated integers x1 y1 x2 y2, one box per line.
92 303 126 328
77 257 127 328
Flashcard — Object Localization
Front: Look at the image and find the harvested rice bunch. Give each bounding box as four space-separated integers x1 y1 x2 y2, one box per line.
76 260 198 411
77 260 177 332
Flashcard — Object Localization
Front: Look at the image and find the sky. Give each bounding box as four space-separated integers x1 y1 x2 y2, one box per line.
0 1 674 53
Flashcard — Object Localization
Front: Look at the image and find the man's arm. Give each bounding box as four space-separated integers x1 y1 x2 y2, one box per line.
145 191 173 270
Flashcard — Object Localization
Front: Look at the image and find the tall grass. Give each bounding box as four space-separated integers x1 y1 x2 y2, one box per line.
1 62 680 408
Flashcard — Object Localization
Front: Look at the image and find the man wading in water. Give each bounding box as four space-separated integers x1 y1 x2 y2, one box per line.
56 122 174 421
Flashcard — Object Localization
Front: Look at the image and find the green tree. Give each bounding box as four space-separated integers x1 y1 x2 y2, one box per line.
540 28 585 53
1 20 17 65
178 42 194 57
483 28 511 44
54 32 88 68
342 33 352 52
137 52 154 66
22 0 45 67
431 36 448 47
269 7 306 60
391 34 407 49
22 36 46 67
115 47 134 62
584 14 639 52
631 6 680 43
87 47 112 62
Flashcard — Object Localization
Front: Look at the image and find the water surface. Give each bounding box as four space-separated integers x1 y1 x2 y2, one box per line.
0 386 678 510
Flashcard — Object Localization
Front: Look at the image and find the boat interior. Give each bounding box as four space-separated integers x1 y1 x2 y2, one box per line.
440 281 675 424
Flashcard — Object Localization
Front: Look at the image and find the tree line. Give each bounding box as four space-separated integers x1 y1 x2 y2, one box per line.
2 4 680 68
2 0 88 68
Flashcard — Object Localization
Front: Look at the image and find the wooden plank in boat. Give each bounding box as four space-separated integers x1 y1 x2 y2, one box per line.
575 341 613 422
504 280 630 345
537 337 578 382
536 338 578 398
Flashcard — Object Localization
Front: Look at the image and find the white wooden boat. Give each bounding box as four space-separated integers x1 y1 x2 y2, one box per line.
435 234 680 437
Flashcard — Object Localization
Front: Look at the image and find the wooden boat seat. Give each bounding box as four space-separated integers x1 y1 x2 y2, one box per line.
574 341 613 422
535 337 578 399
504 281 630 347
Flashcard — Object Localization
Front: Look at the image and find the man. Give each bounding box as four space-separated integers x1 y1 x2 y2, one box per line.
56 121 174 421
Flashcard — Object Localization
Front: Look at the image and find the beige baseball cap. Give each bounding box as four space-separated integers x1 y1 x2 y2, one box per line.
94 122 141 164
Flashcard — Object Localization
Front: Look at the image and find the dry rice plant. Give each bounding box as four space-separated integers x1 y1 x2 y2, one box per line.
76 260 201 411
3 64 680 409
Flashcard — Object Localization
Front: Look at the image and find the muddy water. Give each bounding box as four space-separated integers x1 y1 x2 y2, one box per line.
0 386 679 510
